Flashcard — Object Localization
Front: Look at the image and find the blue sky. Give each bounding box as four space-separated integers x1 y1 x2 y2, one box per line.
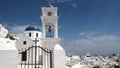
0 0 120 55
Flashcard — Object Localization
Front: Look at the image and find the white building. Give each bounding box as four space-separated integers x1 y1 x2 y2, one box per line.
0 24 18 68
16 4 65 68
0 35 18 68
0 24 8 38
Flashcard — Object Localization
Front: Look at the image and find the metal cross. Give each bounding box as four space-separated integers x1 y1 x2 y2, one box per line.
33 38 39 46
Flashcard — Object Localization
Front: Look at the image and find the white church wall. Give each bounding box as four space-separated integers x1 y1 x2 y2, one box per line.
41 16 58 25
23 31 42 40
0 43 18 68
16 35 34 49
41 7 58 16
0 50 18 68
41 38 60 50
53 44 66 68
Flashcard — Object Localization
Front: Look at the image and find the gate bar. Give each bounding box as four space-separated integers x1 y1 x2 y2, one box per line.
50 50 52 68
35 46 37 68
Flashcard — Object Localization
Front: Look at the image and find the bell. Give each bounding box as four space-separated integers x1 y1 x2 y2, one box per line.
48 26 51 32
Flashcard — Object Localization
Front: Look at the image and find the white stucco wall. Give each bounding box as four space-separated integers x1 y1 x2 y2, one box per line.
0 50 18 68
0 43 18 68
16 35 34 49
23 31 42 40
41 7 58 16
16 31 42 49
53 44 66 68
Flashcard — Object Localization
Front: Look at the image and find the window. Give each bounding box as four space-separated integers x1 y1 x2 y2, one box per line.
29 33 31 37
22 51 27 61
48 12 52 16
36 33 38 37
23 41 27 45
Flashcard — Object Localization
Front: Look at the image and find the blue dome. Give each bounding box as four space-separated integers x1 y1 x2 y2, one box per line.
25 25 40 31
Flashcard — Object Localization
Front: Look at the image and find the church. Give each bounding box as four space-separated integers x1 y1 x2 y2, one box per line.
16 4 65 68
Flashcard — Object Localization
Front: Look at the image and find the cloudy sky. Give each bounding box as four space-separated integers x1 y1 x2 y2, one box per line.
0 0 120 55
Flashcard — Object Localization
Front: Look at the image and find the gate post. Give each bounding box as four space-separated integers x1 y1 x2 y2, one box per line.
50 50 52 68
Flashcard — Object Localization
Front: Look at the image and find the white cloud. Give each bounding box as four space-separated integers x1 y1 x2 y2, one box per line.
70 3 77 8
7 25 28 36
48 0 74 3
64 35 120 55
48 0 72 3
79 31 96 38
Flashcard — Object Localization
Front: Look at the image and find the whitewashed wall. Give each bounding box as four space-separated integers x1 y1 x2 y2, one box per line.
53 44 65 68
0 50 18 68
0 43 18 68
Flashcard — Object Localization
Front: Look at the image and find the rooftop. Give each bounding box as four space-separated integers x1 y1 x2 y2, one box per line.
25 25 40 31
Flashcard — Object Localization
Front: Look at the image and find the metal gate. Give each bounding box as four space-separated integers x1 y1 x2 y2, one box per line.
18 46 52 68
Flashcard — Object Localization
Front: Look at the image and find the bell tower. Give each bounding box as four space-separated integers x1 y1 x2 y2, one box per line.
41 4 65 68
41 4 59 49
